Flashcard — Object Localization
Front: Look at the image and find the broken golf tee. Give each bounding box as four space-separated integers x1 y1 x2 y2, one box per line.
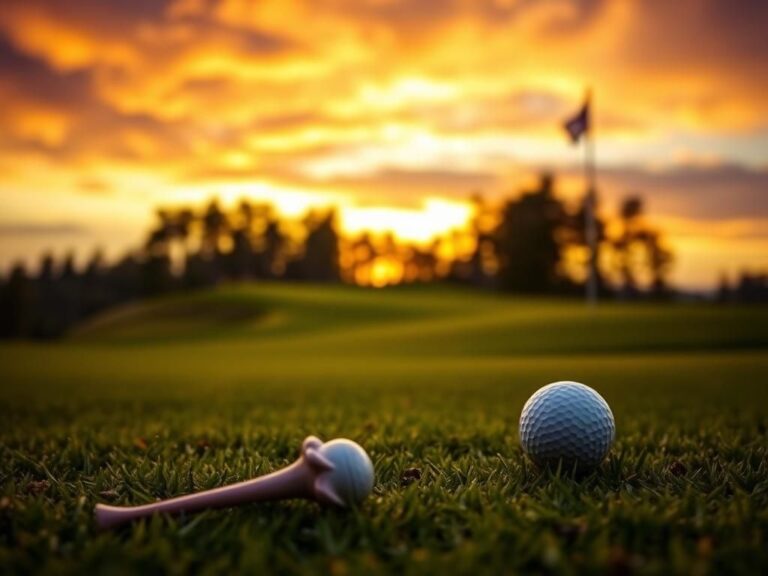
94 436 374 529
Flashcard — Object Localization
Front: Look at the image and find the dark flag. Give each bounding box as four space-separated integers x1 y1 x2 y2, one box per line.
564 100 590 144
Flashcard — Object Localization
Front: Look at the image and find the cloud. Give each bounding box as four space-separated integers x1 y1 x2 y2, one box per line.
594 164 768 221
0 37 193 164
619 0 768 78
0 37 93 148
0 38 92 108
2 0 766 176
0 222 87 236
291 167 500 207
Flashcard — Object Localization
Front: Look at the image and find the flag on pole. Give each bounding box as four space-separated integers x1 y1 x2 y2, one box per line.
563 90 598 305
563 100 590 144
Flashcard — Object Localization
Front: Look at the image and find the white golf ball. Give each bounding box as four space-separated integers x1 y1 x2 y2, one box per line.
519 381 615 471
318 439 375 505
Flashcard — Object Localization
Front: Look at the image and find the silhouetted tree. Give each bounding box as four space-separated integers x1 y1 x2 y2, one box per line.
146 210 174 257
495 174 567 293
561 193 610 296
296 211 340 282
201 200 228 256
57 252 82 330
0 263 37 338
465 194 496 287
716 273 732 303
403 245 437 283
228 228 252 279
612 196 674 299
107 253 142 303
142 211 176 296
341 233 377 284
734 272 768 303
643 230 674 299
262 218 287 278
613 196 644 298
34 252 65 338
141 254 174 296
174 208 195 275
82 249 111 316
238 200 254 233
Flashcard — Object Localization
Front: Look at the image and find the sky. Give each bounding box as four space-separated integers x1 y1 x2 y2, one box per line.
1 0 767 290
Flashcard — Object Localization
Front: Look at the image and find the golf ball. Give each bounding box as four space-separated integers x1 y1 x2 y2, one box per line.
519 381 615 471
317 439 375 505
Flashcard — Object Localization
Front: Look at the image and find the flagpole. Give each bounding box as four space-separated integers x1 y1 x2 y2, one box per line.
584 88 598 306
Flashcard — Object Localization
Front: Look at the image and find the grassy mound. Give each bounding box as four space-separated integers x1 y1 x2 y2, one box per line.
73 282 768 354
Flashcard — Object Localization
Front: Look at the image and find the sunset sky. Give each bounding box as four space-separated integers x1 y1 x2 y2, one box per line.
1 0 767 289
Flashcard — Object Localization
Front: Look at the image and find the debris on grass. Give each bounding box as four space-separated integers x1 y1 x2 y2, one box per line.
400 467 422 486
25 480 50 495
668 460 687 476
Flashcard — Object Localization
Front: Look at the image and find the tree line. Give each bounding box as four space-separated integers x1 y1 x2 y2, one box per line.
1 173 683 339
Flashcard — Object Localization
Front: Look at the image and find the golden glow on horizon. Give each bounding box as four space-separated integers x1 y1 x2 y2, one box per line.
340 198 473 244
367 258 405 288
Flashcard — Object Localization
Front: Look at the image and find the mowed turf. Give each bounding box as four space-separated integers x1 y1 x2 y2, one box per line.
1 284 767 575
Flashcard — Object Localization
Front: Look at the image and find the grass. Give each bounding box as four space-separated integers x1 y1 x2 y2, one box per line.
1 283 767 575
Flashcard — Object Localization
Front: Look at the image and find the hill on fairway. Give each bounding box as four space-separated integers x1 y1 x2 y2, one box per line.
1 283 767 574
73 282 768 354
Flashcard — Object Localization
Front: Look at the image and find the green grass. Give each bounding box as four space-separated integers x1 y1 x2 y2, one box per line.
1 283 767 575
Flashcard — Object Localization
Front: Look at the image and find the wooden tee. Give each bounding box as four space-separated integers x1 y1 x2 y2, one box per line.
94 436 374 529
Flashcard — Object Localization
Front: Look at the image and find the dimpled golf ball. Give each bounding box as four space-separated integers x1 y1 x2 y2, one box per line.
519 381 615 471
318 439 375 505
